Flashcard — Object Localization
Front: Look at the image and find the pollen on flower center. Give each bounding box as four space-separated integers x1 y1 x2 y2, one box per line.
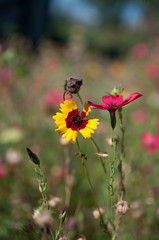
72 114 82 127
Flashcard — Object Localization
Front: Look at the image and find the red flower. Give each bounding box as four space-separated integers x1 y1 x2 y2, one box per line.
142 132 159 154
88 93 142 111
88 93 142 129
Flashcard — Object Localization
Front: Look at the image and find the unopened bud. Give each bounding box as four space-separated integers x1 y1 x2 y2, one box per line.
59 209 66 224
92 208 105 219
111 86 124 96
48 197 62 208
96 152 109 158
116 200 129 214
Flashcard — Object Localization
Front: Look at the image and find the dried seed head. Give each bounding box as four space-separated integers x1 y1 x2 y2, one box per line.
48 197 62 208
116 200 129 214
92 208 105 219
96 152 109 158
64 77 83 99
32 208 53 226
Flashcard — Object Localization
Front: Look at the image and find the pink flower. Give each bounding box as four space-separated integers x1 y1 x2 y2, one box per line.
44 89 63 107
0 157 5 178
145 63 159 79
142 132 159 154
131 109 148 123
88 93 142 129
88 93 142 111
131 43 149 59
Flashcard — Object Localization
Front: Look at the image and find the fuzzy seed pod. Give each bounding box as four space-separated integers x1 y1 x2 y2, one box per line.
116 200 129 214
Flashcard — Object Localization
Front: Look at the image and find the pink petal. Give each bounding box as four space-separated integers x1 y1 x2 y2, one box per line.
88 101 108 110
122 93 142 106
102 94 123 108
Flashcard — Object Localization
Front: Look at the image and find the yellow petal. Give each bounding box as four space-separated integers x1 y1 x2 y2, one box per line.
60 100 77 115
86 119 100 129
63 128 77 142
79 128 92 138
55 126 67 135
82 102 91 116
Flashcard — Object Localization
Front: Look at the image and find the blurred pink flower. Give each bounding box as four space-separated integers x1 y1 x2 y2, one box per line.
145 63 159 78
131 43 149 59
142 132 159 154
0 157 5 178
44 89 63 107
131 109 148 123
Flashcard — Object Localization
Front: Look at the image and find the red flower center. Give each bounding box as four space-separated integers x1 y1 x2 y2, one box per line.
72 114 82 127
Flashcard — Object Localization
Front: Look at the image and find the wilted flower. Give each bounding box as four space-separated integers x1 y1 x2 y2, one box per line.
64 77 82 100
141 131 159 154
116 200 129 214
32 208 53 227
53 100 99 142
88 92 142 129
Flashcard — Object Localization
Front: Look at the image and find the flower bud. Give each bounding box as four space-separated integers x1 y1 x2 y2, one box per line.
111 86 123 96
96 152 109 158
64 77 82 99
116 200 129 214
59 209 66 224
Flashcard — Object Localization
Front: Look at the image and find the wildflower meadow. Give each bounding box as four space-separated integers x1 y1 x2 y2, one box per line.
0 28 159 240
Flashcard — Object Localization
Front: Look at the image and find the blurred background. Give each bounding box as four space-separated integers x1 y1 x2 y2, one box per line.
0 0 159 240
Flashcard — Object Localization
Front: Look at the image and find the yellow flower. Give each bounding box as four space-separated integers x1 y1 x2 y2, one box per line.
53 100 100 142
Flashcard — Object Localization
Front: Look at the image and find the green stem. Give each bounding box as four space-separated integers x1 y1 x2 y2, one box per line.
110 130 117 196
118 108 125 197
77 92 83 105
76 138 110 236
90 137 111 219
90 137 107 175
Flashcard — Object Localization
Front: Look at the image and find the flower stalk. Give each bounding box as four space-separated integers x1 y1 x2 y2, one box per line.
118 107 125 197
76 138 110 236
